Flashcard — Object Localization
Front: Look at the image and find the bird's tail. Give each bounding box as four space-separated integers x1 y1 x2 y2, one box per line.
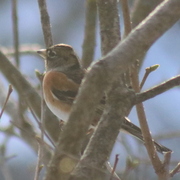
122 117 172 154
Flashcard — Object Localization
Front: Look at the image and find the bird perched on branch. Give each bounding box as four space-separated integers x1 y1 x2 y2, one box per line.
37 43 171 153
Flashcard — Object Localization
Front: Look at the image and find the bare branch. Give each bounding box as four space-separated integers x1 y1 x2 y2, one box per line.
37 0 53 47
120 0 131 37
0 83 18 120
0 51 60 142
131 0 163 28
163 152 171 170
11 0 19 66
28 105 55 147
110 154 119 180
154 131 180 140
65 0 180 155
33 77 46 180
131 0 163 70
82 0 97 68
44 0 180 179
69 84 135 180
96 0 121 55
10 119 52 166
140 64 160 89
131 62 163 176
34 143 42 180
106 162 121 180
0 85 13 119
170 162 180 177
135 75 180 104
120 0 132 85
1 44 42 56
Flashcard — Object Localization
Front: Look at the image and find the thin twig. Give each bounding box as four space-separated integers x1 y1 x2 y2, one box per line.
131 64 163 177
82 0 97 69
34 143 42 180
37 0 53 47
135 75 180 104
40 77 45 142
34 71 50 180
120 0 132 85
140 64 160 89
34 82 45 179
120 0 132 37
34 70 55 147
0 85 13 119
1 44 42 56
28 105 55 147
110 154 119 180
11 0 19 66
133 155 179 166
132 64 173 179
0 82 18 120
106 162 121 180
170 162 180 177
154 131 180 140
10 120 53 162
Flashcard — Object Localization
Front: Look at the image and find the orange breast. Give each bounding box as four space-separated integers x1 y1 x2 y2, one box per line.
43 71 79 120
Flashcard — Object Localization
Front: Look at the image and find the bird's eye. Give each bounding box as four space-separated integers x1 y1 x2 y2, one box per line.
47 50 57 58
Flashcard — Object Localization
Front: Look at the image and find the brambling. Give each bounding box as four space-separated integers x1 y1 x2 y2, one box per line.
37 44 171 153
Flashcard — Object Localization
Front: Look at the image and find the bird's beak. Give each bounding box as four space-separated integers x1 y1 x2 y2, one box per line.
37 49 46 59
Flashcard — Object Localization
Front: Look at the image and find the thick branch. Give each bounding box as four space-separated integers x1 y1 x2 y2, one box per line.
69 85 135 180
131 0 163 28
44 0 180 179
70 1 122 178
97 0 121 55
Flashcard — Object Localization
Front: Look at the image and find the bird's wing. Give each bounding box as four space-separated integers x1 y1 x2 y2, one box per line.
52 88 77 104
43 71 79 105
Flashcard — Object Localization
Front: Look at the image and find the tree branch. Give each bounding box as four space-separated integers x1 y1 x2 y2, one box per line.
120 0 131 37
131 0 163 28
81 0 97 69
131 64 164 178
96 0 121 55
70 0 122 177
37 0 53 47
69 84 135 180
11 0 19 66
135 75 180 104
44 0 180 179
0 51 60 142
131 0 163 70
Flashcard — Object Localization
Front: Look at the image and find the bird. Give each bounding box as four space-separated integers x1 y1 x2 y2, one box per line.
37 43 171 154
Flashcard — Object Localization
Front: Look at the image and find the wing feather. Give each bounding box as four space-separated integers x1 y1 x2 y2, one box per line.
52 89 77 104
